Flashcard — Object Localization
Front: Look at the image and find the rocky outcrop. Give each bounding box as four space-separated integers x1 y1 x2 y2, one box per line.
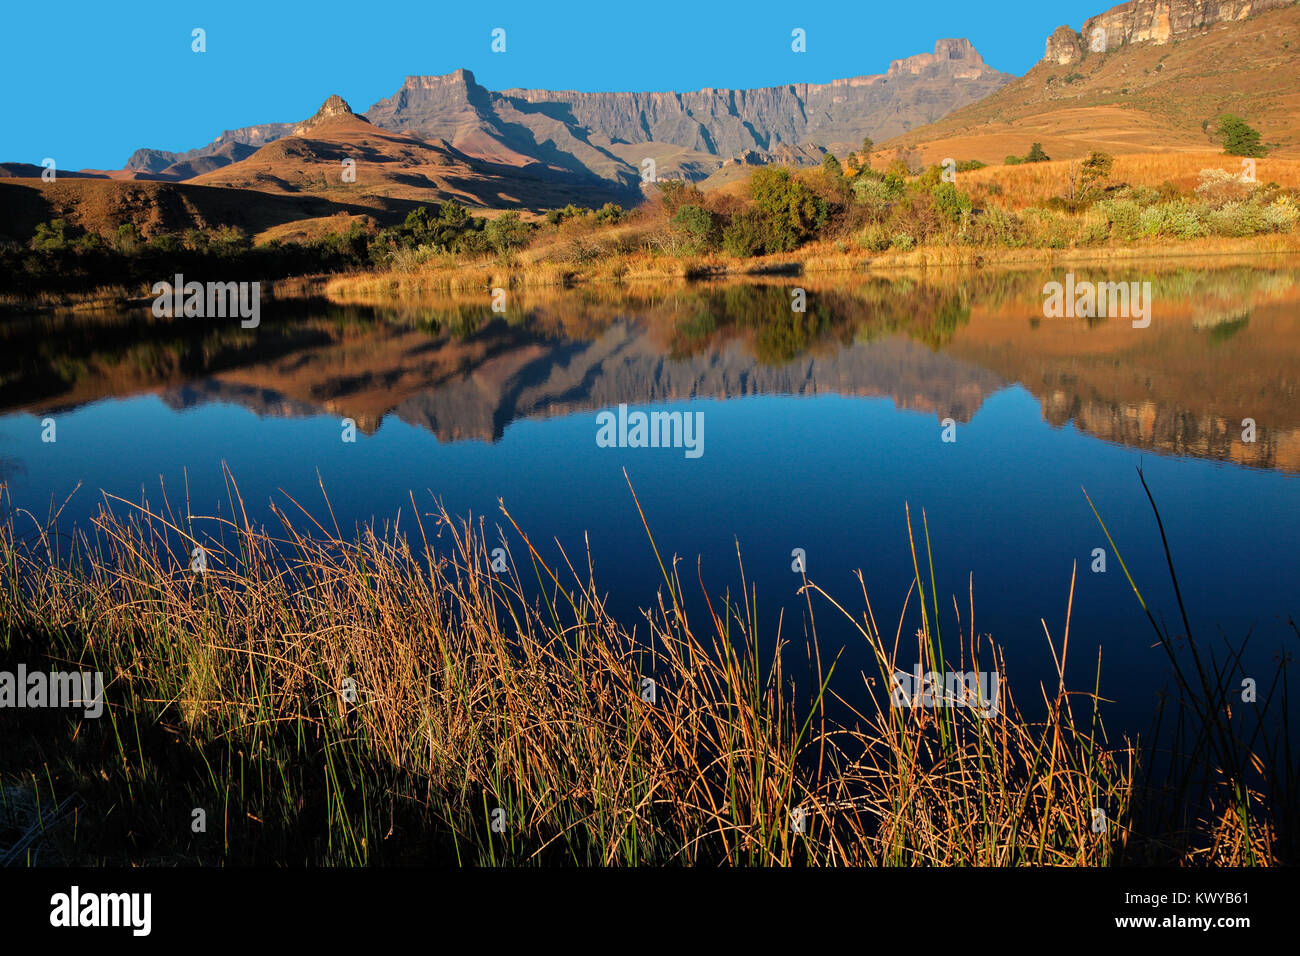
1043 0 1294 63
1044 26 1084 65
293 95 361 135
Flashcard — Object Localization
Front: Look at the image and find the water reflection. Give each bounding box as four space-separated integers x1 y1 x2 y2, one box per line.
3 258 1299 469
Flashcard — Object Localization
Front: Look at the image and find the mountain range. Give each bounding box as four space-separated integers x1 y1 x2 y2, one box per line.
115 37 1012 190
2 0 1297 240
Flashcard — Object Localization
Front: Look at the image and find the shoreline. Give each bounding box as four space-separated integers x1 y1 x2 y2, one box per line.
4 234 1299 314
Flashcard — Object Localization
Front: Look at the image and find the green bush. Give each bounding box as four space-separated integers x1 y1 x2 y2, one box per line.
1096 198 1142 240
972 205 1025 247
890 232 916 251
595 202 626 225
930 182 973 223
856 225 891 252
721 208 769 257
1207 200 1275 237
30 219 73 253
670 204 720 251
483 211 534 254
852 176 899 220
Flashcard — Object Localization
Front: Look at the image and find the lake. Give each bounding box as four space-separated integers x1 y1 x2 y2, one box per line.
3 258 1298 732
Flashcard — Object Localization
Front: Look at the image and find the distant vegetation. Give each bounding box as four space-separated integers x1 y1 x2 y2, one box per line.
1004 143 1051 166
4 145 1299 303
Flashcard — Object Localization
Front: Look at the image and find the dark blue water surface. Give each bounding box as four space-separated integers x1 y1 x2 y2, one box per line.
2 264 1298 732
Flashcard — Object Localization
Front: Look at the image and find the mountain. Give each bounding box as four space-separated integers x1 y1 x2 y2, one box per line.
883 0 1300 163
189 96 633 211
125 121 297 178
109 38 1010 189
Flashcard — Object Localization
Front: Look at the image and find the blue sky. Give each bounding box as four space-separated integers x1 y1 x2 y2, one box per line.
2 1 1107 170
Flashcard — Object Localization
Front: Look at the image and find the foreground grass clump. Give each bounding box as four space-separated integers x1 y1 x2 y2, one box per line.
0 474 1288 865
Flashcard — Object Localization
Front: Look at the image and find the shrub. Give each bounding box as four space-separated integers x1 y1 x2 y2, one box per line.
856 225 891 252
1267 195 1299 230
1195 168 1251 207
1207 200 1275 237
1077 209 1111 245
890 232 916 251
594 202 627 225
1025 143 1051 163
670 204 720 251
484 211 533 254
972 205 1025 247
114 223 146 256
930 182 973 223
852 176 899 220
30 219 73 253
721 208 769 257
657 180 707 218
1095 198 1142 241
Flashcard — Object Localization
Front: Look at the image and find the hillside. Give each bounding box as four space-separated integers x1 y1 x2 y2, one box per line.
0 176 408 246
881 1 1300 164
188 96 631 212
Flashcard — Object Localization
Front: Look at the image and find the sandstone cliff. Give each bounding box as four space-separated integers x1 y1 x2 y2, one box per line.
1044 0 1295 63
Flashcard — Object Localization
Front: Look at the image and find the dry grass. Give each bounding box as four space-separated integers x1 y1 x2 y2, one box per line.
960 153 1300 209
0 471 1287 865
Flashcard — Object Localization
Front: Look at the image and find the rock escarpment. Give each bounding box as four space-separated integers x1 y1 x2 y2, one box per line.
1044 0 1294 63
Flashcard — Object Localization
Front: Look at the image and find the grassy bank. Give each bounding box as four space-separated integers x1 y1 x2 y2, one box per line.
0 473 1290 865
323 232 1300 300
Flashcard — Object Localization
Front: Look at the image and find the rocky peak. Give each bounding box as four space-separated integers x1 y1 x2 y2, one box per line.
294 95 361 134
1043 0 1293 64
887 38 991 79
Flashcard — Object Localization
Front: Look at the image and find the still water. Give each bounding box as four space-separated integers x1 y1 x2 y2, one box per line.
2 260 1298 730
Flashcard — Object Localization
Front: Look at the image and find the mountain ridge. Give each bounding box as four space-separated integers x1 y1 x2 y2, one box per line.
116 38 1010 187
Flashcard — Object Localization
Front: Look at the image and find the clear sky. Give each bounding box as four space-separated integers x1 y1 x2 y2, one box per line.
1 1 1108 170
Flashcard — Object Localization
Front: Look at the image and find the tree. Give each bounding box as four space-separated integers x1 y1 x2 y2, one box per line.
1216 114 1267 157
821 152 843 180
30 218 72 252
748 166 829 251
1080 150 1113 184
860 136 874 169
1025 142 1051 163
